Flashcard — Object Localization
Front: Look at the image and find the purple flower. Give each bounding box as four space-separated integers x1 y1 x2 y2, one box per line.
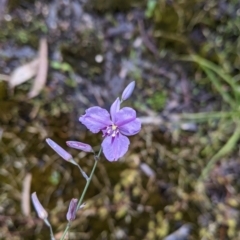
79 97 141 161
31 192 48 220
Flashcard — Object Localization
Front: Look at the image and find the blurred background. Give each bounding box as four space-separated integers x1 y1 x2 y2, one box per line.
1 0 240 239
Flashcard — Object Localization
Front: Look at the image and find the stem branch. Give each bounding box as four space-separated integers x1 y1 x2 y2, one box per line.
60 148 102 240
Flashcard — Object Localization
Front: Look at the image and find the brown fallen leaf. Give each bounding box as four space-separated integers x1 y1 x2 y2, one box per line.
21 173 32 216
28 38 48 98
9 59 39 89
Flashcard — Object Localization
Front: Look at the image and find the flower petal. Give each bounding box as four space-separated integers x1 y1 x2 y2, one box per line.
79 107 112 133
114 107 136 127
110 97 120 122
102 134 130 161
119 118 141 136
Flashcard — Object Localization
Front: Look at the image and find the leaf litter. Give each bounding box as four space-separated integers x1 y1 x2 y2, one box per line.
7 38 48 98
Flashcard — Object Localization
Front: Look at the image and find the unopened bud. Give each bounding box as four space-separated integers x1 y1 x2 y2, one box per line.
66 198 78 222
66 141 93 153
31 192 48 220
46 138 73 161
121 81 135 101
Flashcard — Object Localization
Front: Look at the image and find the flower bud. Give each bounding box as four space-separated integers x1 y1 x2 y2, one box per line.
31 192 48 220
121 81 135 101
66 198 78 222
66 141 93 152
46 138 73 161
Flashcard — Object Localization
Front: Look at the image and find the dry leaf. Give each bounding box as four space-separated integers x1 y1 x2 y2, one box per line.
28 38 48 98
9 59 39 89
21 173 32 216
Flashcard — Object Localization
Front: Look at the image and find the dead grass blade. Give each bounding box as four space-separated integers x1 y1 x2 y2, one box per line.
21 173 32 216
28 38 48 98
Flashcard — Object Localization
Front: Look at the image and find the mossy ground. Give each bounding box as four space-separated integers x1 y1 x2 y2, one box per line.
1 0 240 239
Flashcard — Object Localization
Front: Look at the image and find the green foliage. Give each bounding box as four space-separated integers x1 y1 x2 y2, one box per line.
0 19 46 46
51 61 73 73
49 170 61 186
2 0 240 239
147 91 167 111
145 0 157 18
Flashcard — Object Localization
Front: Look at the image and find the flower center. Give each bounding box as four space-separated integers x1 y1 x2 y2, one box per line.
112 125 117 131
105 124 119 137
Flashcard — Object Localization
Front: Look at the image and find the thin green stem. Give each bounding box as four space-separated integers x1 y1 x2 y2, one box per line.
69 159 88 181
44 219 55 240
77 156 99 210
49 224 55 240
60 148 102 240
96 147 102 158
76 164 89 181
60 223 71 240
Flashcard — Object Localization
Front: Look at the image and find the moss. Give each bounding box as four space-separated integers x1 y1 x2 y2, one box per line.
146 91 167 111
